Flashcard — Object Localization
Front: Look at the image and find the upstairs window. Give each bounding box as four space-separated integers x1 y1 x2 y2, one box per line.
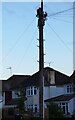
26 86 38 96
26 87 31 96
73 85 75 92
34 87 37 95
67 85 73 93
31 87 33 95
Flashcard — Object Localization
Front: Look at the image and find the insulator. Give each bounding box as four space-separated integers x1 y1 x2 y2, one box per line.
44 12 47 18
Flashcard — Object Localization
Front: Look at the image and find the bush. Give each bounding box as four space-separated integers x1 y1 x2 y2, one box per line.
47 103 65 118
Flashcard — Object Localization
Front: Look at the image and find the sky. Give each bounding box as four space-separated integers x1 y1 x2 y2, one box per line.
0 1 74 79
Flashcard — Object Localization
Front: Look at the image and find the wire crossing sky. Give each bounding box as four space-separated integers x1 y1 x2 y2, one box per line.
1 2 73 79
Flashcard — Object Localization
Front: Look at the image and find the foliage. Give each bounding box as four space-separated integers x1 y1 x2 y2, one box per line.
15 87 27 113
47 103 65 118
8 108 14 115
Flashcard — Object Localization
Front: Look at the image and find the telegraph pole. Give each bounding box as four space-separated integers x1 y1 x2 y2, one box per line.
36 0 47 118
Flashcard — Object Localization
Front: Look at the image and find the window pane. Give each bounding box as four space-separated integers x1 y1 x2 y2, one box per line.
62 106 65 114
66 105 68 114
34 87 37 95
35 105 37 113
67 86 69 93
34 89 37 95
70 87 72 92
73 86 75 92
28 90 30 95
31 89 33 95
62 103 65 105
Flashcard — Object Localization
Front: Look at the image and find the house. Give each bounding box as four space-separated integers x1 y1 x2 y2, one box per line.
44 69 75 116
1 67 75 118
0 80 2 120
2 75 30 108
24 67 74 117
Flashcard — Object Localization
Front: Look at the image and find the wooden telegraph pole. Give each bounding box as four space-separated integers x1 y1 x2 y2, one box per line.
36 0 47 118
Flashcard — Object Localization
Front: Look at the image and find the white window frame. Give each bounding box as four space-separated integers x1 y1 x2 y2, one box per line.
34 105 37 113
26 87 31 96
34 87 37 95
67 85 73 93
58 102 68 115
26 86 38 96
27 104 38 113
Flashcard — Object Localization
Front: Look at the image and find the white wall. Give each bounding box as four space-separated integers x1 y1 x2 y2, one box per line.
25 87 39 112
50 86 64 98
64 85 67 94
44 87 50 100
73 97 75 112
68 98 74 115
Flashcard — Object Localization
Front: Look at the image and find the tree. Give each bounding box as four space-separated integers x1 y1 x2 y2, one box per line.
47 103 65 118
15 87 27 114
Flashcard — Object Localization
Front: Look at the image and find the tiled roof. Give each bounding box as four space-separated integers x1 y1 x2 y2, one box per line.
55 70 70 85
70 70 75 84
44 94 75 102
44 67 70 85
2 67 71 91
26 67 70 86
23 70 50 87
2 75 30 91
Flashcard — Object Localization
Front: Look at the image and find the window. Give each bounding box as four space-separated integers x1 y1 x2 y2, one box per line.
34 105 37 113
67 85 73 93
30 105 33 111
73 86 75 92
26 86 38 96
26 87 34 96
66 103 68 114
28 105 38 113
31 87 33 95
59 102 68 114
67 86 69 93
28 105 33 111
27 88 30 96
62 106 65 114
26 87 31 96
34 87 37 95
